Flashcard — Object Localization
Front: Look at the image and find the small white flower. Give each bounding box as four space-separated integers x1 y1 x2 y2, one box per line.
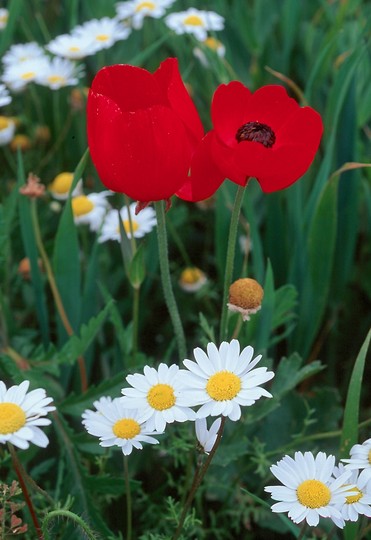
116 0 176 29
0 116 15 146
98 203 157 242
0 380 55 450
195 417 221 454
46 33 98 60
36 57 83 90
265 452 358 528
2 42 46 66
165 8 224 42
178 267 207 293
121 363 196 433
0 84 11 107
333 464 371 522
342 438 371 484
73 17 131 51
182 340 274 421
71 191 112 231
48 172 83 200
0 8 9 30
193 37 226 68
2 57 49 91
82 396 160 456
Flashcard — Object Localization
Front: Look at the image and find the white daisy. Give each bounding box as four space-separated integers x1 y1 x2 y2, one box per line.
0 116 15 146
178 267 207 293
193 36 226 68
2 57 49 91
333 464 371 522
71 191 112 231
0 84 11 107
0 8 9 30
36 57 83 90
98 203 157 242
195 417 222 454
121 363 196 433
82 396 160 456
342 438 371 484
0 380 55 450
182 340 274 421
2 42 46 66
48 172 83 200
73 17 131 51
264 451 358 528
165 8 224 42
46 33 98 60
116 0 176 30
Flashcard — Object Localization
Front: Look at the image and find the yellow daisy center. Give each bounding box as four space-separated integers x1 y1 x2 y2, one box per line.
135 1 156 12
0 403 26 434
204 37 221 51
0 15 8 24
147 384 176 411
50 172 73 194
113 418 141 439
206 371 241 401
117 219 139 235
96 34 109 42
0 117 11 130
21 71 35 80
47 75 66 85
183 14 204 26
68 46 81 52
368 450 371 464
180 267 204 285
72 196 94 217
297 479 331 508
345 485 363 504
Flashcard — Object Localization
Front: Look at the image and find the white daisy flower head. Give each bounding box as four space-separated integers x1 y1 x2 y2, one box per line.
182 340 274 421
165 8 225 42
48 172 83 200
73 17 131 51
195 417 222 454
333 464 371 522
46 33 98 60
264 451 358 528
82 396 160 456
0 8 9 30
98 203 157 243
0 380 55 450
179 267 207 293
121 363 196 433
342 438 371 484
71 191 112 231
36 57 83 90
2 57 49 91
116 0 176 30
2 42 46 66
0 84 11 107
0 116 15 146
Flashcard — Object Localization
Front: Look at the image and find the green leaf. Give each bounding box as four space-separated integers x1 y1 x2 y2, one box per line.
271 353 324 396
255 260 275 351
128 243 146 289
98 283 132 356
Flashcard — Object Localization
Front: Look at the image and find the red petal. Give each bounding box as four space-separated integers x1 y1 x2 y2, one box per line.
90 64 166 112
154 58 204 146
242 85 298 132
275 105 323 148
87 92 190 201
176 131 225 202
209 131 247 185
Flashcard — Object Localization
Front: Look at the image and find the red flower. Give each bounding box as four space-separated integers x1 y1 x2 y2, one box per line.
180 83 323 201
87 58 204 202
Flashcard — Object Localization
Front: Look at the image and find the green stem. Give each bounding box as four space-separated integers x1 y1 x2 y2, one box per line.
132 286 140 358
172 417 226 540
219 185 247 342
42 510 97 540
297 522 308 540
154 201 186 361
124 457 132 540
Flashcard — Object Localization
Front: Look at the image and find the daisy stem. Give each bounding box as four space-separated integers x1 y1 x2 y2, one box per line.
132 286 140 357
297 522 308 540
8 443 44 540
30 198 88 392
219 184 246 343
172 417 226 540
124 456 132 540
154 200 186 361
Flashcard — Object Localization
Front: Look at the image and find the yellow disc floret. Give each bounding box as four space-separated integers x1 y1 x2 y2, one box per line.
47 75 66 85
72 196 94 217
96 34 109 42
49 172 74 194
135 1 156 11
0 403 26 434
345 485 363 504
0 117 11 130
229 278 264 310
113 418 141 439
147 384 176 411
183 15 204 26
297 479 331 508
206 371 241 401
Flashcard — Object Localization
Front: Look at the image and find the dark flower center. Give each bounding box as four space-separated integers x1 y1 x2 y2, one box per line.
235 121 276 148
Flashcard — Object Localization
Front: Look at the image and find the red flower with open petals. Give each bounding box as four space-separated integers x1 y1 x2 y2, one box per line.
180 83 323 200
87 58 204 202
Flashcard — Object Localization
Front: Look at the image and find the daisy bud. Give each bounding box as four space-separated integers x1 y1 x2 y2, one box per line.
10 134 32 152
227 278 263 321
179 267 207 292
